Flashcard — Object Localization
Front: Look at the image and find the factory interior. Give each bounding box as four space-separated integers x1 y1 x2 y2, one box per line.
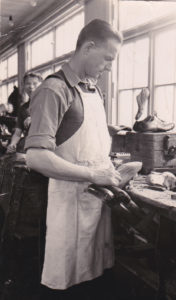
0 0 176 299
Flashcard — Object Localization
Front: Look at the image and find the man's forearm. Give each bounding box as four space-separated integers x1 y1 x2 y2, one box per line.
26 148 93 182
26 149 122 186
10 128 22 145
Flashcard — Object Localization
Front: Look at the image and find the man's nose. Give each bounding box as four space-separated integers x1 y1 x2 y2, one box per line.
105 62 112 72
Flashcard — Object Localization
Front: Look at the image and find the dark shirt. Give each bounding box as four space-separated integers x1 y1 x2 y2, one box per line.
16 100 30 135
8 86 22 117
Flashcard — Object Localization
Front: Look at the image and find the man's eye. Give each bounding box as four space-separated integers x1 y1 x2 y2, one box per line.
105 57 113 62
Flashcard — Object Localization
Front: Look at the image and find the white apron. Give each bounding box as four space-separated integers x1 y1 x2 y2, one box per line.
41 85 114 290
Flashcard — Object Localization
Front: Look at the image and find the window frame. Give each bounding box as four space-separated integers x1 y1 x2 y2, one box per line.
114 13 176 126
25 5 85 75
0 49 18 103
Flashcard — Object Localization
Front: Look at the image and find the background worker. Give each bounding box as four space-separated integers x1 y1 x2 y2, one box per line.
1 71 44 300
7 72 43 154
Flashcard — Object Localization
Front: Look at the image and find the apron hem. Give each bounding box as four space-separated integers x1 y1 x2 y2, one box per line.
41 263 114 290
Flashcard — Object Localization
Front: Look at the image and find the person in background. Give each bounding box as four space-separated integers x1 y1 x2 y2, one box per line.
25 19 123 300
6 72 43 154
8 85 22 118
1 71 45 300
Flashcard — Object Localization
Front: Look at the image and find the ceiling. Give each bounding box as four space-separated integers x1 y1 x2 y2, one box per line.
0 0 70 55
1 0 176 56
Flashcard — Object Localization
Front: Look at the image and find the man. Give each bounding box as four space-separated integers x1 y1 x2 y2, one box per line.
1 71 44 300
7 72 43 153
25 19 123 299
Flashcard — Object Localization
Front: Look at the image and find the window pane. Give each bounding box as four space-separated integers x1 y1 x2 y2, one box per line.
119 1 176 31
56 11 84 57
111 60 118 124
118 88 149 127
8 52 18 77
119 43 134 89
31 31 54 68
133 38 149 87
154 28 176 85
174 86 176 125
26 43 31 71
8 82 15 97
1 85 8 104
118 37 149 89
154 86 174 122
0 60 8 80
55 23 65 57
7 79 18 96
118 90 133 127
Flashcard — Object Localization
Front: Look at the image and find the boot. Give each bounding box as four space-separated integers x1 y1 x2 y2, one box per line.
135 88 150 120
133 114 175 132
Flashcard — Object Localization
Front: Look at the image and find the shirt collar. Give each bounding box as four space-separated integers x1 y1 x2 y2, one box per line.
62 62 97 89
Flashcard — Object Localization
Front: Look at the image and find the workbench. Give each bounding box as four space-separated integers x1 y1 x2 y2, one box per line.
128 175 176 221
113 175 176 300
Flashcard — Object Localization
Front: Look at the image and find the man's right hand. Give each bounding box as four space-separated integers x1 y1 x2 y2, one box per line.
90 166 121 186
6 143 16 153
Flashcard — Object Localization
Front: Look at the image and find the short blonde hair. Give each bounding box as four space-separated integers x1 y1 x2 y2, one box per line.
23 72 43 83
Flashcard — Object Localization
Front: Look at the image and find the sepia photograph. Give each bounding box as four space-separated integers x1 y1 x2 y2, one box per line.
0 0 176 299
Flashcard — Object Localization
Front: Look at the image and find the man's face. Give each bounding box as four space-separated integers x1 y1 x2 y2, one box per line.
84 39 121 80
24 76 41 97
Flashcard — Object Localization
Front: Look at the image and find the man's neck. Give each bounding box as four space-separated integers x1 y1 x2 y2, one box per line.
68 60 97 86
68 55 87 82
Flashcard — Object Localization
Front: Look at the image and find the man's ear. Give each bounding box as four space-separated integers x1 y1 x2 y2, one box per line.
82 41 95 55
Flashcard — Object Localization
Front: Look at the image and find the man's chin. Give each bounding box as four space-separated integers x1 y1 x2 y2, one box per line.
96 73 102 79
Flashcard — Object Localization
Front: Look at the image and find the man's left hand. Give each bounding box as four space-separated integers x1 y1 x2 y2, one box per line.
24 116 31 129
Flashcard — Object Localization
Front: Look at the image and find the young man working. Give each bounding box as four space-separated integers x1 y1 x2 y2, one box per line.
25 19 123 299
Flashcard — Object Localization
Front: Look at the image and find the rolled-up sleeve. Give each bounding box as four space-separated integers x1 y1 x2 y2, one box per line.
25 78 70 151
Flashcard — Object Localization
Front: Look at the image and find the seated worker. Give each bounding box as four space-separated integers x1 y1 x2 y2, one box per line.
1 72 46 300
0 104 17 155
6 72 43 154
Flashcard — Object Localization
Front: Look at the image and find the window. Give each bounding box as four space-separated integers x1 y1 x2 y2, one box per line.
0 59 8 81
1 84 8 104
117 37 149 126
0 80 18 104
0 51 18 103
153 27 176 123
26 8 84 73
0 52 17 81
8 80 18 96
31 31 54 68
8 53 18 77
56 11 84 57
114 1 176 127
119 1 176 31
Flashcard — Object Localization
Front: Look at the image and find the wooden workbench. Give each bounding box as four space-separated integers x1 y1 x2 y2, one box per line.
115 175 176 300
127 175 176 222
